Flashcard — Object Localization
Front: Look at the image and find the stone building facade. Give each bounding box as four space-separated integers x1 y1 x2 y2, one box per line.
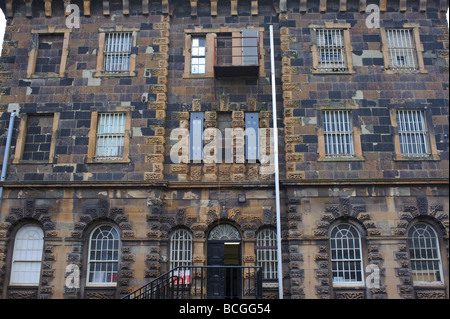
0 0 448 299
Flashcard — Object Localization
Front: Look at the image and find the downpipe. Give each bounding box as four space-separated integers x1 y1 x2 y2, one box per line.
269 24 284 299
0 111 17 214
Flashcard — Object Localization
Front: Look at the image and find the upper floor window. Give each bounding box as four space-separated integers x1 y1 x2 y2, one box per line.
408 224 444 285
27 27 72 78
317 29 346 72
330 224 364 286
87 111 132 164
323 110 355 158
397 110 429 157
10 225 44 286
256 228 278 280
183 27 265 79
385 29 417 72
381 24 426 74
310 23 354 74
87 225 120 286
103 32 133 75
95 27 138 77
13 113 59 165
95 112 126 160
191 37 206 75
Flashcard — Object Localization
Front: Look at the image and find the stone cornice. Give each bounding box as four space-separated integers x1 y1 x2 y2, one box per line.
2 0 449 19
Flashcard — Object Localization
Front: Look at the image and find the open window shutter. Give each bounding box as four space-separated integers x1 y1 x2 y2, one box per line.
242 30 258 66
245 113 259 161
190 112 204 161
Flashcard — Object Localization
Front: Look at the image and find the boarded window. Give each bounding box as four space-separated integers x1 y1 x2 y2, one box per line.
34 34 64 76
22 115 54 162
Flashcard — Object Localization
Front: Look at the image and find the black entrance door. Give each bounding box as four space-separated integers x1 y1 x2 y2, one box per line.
207 243 226 299
207 242 241 299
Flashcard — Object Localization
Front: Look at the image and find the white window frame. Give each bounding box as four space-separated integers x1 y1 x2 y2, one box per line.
396 110 430 157
95 112 126 161
191 37 206 75
330 224 365 287
170 229 193 269
103 32 133 75
10 225 44 286
316 29 347 72
408 224 444 286
323 110 355 158
385 28 417 72
87 225 120 287
256 229 278 280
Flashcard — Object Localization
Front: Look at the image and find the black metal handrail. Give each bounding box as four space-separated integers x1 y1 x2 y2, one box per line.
122 265 262 299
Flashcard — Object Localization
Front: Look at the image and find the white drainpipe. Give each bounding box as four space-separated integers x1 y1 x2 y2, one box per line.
269 24 283 299
0 111 17 213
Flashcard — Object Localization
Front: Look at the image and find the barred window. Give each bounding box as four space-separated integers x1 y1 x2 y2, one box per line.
191 37 206 75
397 110 429 157
408 224 443 284
386 29 417 72
256 229 278 280
87 225 120 285
170 230 193 269
330 224 364 285
95 113 126 161
10 225 44 286
316 29 347 72
103 32 133 74
323 110 355 158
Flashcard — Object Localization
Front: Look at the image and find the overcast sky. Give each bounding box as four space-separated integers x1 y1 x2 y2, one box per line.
0 8 448 56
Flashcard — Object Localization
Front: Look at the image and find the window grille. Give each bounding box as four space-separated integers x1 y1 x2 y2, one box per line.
316 29 347 72
323 110 354 158
170 230 193 269
88 226 120 285
191 37 206 75
256 229 278 280
408 224 443 284
10 225 44 285
95 113 126 161
330 224 364 285
386 29 417 72
397 110 429 157
103 32 132 74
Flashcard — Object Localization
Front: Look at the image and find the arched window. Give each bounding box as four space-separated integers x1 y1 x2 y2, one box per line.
87 225 120 286
330 223 364 285
170 229 193 269
256 228 278 280
10 225 44 285
408 223 443 284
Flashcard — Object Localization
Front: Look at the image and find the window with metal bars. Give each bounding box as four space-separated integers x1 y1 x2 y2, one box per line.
191 37 206 75
323 110 355 158
396 110 429 157
170 229 193 269
330 224 364 285
95 113 126 161
316 29 347 72
87 225 120 285
103 32 133 74
408 224 443 284
386 29 418 72
256 229 278 280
